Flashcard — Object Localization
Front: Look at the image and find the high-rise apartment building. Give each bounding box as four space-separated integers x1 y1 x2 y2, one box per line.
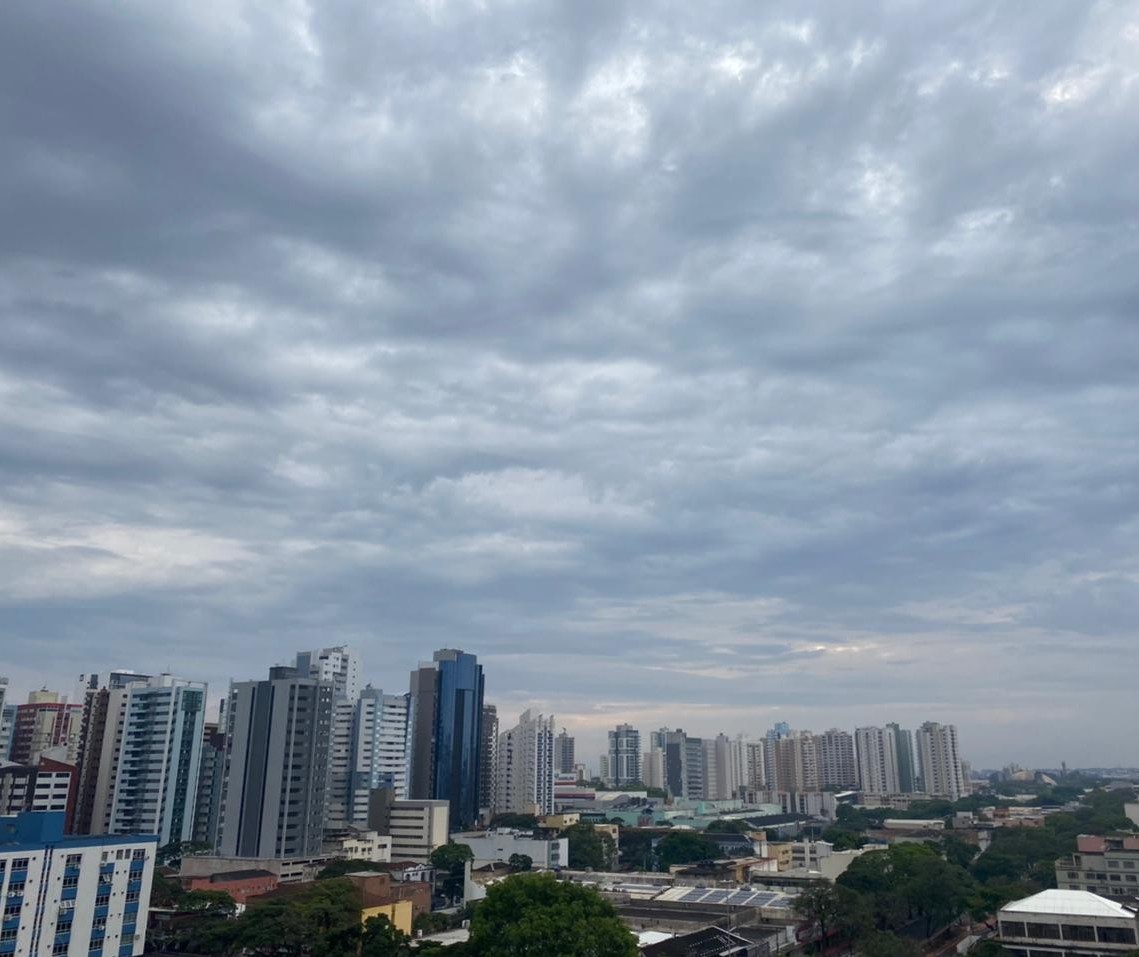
406 650 485 830
607 724 642 787
192 722 226 848
643 748 665 790
497 710 556 816
218 666 333 858
555 729 575 775
915 722 967 800
745 740 767 793
0 810 158 957
855 726 901 794
72 674 205 845
0 757 77 828
478 704 498 816
0 703 14 762
817 729 858 789
9 691 83 765
886 723 919 793
329 686 410 828
294 646 362 701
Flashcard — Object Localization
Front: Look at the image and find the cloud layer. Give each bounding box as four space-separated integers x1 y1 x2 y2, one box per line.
2 0 1138 768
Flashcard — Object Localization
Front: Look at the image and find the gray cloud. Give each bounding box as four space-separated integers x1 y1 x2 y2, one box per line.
2 0 1137 768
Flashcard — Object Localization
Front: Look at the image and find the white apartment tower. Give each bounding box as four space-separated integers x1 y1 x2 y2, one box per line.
817 729 858 789
294 646 362 702
915 721 967 800
855 726 901 794
497 710 556 816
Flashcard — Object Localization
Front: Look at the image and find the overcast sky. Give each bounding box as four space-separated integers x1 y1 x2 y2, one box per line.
2 1 1137 771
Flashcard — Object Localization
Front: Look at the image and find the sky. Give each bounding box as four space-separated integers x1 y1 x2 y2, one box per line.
1 0 1137 772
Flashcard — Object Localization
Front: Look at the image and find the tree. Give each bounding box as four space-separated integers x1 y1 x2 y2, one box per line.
823 826 867 850
508 853 533 872
656 831 719 870
318 858 392 880
235 878 362 957
467 873 637 957
856 931 922 957
794 881 841 952
705 819 753 834
564 823 616 870
182 889 238 917
431 842 475 874
491 813 540 829
360 914 410 957
943 835 978 870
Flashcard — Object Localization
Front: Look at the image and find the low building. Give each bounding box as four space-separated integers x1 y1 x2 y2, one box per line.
345 871 431 929
1056 835 1139 901
328 830 392 864
178 853 333 885
998 889 1139 957
640 926 758 956
0 810 157 957
184 868 278 904
452 829 569 869
367 791 449 864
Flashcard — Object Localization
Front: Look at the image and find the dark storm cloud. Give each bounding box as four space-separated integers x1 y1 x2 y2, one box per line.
2 0 1137 766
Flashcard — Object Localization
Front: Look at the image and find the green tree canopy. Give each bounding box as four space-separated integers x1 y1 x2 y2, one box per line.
656 830 719 870
564 823 616 870
431 842 475 874
508 853 533 872
491 813 540 829
360 914 411 957
467 873 637 957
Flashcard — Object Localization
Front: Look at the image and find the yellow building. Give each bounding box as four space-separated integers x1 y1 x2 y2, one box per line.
361 900 414 936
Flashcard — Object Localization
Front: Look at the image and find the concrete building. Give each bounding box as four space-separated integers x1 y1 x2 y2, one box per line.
9 692 83 766
479 704 498 817
769 732 819 792
998 889 1138 957
497 710 556 817
184 868 278 905
0 704 14 763
0 758 77 831
367 790 450 864
192 722 226 847
915 722 967 800
817 729 858 790
0 810 157 957
294 646 361 702
218 666 333 859
643 748 665 791
555 729 575 776
708 734 747 802
608 724 642 787
329 689 408 829
855 726 900 795
886 723 919 793
452 828 568 870
1056 835 1139 900
406 650 485 830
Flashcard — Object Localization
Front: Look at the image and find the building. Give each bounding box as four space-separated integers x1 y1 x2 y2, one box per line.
998 889 1138 957
555 729 575 776
643 748 666 791
0 810 157 957
328 687 411 831
9 692 83 766
886 723 918 793
0 757 77 830
606 724 642 788
0 704 14 763
101 676 207 845
770 732 819 792
293 646 361 702
192 722 226 847
479 705 498 817
406 650 485 830
915 722 967 801
855 726 900 795
497 710 556 817
367 790 450 865
183 868 278 904
817 729 858 790
452 829 568 870
1056 835 1139 900
217 666 333 859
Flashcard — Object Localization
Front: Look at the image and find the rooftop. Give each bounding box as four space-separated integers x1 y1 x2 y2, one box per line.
1002 890 1138 919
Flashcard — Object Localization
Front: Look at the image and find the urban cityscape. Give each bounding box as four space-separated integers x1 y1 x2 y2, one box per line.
1 649 1137 955
4 0 1139 955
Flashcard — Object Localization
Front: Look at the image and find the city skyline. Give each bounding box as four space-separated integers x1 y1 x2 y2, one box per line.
3 2 1138 772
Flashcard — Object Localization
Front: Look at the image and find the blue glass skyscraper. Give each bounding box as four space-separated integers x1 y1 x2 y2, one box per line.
407 649 485 830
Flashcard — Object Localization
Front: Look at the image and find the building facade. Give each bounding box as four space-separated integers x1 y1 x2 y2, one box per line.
607 725 642 787
294 646 362 702
217 667 333 859
406 650 484 830
1056 835 1139 901
9 693 83 766
478 705 498 818
496 710 556 817
855 726 901 795
0 810 157 957
915 722 967 800
998 889 1138 957
367 791 450 865
555 730 575 776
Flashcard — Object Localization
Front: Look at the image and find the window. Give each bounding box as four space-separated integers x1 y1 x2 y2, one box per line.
62 876 79 889
0 930 17 943
1061 924 1096 942
1098 927 1137 945
6 883 24 897
1001 922 1026 938
11 860 28 870
58 900 75 912
1066 871 1077 878
53 944 69 956
131 849 145 861
56 921 73 934
65 854 82 867
1023 923 1060 940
